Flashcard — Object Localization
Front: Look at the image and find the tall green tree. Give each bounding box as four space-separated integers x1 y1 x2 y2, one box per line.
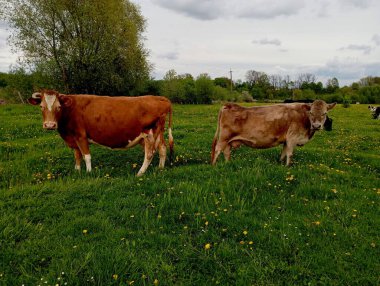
1 0 150 95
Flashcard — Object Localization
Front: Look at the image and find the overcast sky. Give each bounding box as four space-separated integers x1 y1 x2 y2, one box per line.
1 0 380 86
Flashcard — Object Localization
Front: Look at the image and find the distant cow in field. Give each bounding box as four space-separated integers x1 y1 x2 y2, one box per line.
211 100 336 166
284 99 333 131
368 105 380 119
28 90 174 176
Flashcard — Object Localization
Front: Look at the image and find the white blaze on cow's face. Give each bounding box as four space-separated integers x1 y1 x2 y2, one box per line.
308 100 336 130
40 92 62 130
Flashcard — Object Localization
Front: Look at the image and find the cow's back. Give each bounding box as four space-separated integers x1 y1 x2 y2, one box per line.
219 103 310 148
60 95 171 148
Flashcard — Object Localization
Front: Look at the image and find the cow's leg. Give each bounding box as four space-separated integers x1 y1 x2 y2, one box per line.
212 140 228 165
74 148 82 171
281 143 295 166
137 129 155 176
75 137 92 172
157 132 167 169
223 144 231 162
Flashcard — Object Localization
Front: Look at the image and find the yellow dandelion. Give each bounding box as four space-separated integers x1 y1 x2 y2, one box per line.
243 230 248 236
239 241 245 245
132 163 137 169
205 221 209 226
47 173 52 179
331 188 338 194
154 279 159 285
249 241 253 245
204 243 211 250
82 229 88 235
312 221 321 226
112 274 118 280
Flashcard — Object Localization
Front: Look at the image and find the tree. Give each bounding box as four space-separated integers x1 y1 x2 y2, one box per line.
2 0 150 95
326 77 339 93
195 73 213 104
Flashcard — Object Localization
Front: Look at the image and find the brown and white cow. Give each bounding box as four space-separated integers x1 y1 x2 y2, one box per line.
28 90 174 176
211 100 336 166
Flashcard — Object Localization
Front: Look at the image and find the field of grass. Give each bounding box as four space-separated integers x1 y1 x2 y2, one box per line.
1 103 379 285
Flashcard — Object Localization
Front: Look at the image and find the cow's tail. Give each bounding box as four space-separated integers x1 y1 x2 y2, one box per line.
168 105 174 164
211 106 223 164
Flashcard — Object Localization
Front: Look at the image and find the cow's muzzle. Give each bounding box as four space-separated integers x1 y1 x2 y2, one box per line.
43 121 57 130
311 123 322 130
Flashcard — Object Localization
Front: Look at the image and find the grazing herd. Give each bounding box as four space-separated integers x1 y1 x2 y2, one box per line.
368 105 380 119
28 90 376 176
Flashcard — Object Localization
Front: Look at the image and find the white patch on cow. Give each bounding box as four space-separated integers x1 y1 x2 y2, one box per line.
45 94 57 111
84 154 92 172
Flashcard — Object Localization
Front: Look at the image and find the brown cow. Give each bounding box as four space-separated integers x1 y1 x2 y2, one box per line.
28 90 174 176
211 100 336 166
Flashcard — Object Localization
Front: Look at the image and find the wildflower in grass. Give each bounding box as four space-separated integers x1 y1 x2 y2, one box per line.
239 241 245 245
205 221 209 226
112 274 118 280
312 221 321 226
371 242 376 248
128 280 135 285
82 229 88 235
331 188 338 194
204 243 211 250
154 279 159 285
132 163 137 169
249 241 253 245
243 230 248 236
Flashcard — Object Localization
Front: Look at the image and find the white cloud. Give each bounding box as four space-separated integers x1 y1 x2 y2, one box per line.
372 34 380 46
339 44 372 55
151 0 224 20
252 38 282 46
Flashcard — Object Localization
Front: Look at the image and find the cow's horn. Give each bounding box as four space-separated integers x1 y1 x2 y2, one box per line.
32 92 41 99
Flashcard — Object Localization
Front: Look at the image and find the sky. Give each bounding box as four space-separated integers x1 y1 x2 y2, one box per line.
1 0 380 86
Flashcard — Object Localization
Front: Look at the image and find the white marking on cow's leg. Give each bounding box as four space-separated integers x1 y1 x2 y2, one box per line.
137 130 155 176
158 141 167 169
84 154 92 172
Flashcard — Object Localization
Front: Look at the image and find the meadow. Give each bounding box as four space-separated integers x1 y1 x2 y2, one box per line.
0 103 379 286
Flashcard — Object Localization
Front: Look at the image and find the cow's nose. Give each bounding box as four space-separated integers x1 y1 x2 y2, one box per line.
312 123 322 129
43 122 57 129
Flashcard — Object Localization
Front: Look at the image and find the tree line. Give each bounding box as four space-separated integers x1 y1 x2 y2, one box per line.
0 0 379 104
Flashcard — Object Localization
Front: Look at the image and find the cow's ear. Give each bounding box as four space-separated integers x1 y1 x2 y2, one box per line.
59 95 72 107
28 97 41 105
327 102 337 110
28 92 42 105
303 103 312 111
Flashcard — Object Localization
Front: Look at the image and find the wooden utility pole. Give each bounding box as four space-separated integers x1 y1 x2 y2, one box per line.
229 68 233 93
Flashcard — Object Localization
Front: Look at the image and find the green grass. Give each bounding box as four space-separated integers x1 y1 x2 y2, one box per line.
0 103 379 285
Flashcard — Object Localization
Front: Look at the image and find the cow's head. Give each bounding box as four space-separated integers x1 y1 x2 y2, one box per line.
306 100 336 130
28 90 72 130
